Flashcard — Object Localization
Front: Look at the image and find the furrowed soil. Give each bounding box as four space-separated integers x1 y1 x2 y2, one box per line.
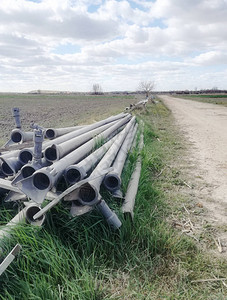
159 95 227 253
0 93 137 145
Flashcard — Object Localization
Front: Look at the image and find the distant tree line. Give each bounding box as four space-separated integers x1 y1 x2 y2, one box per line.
155 89 227 95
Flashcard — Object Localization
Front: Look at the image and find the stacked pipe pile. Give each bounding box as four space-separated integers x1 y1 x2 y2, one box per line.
0 108 144 234
125 98 148 112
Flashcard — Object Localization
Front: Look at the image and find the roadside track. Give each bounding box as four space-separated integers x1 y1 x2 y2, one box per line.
159 95 227 239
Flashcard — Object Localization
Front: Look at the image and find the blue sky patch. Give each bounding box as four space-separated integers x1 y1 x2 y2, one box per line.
87 4 100 13
53 43 81 55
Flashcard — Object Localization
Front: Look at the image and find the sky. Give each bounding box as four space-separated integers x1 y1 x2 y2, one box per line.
0 0 227 92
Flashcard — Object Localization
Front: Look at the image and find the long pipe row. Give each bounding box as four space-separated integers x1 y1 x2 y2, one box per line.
0 107 144 233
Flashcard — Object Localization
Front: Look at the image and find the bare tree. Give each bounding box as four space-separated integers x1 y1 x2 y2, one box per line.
138 80 155 98
92 83 103 95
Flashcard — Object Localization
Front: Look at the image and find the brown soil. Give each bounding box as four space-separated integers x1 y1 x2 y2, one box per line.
0 93 137 145
159 95 227 252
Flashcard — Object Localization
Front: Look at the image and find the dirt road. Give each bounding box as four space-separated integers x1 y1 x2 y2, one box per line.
159 95 227 238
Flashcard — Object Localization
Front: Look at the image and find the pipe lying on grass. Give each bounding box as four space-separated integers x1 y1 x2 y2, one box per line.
64 133 119 185
64 117 136 207
121 133 144 220
0 244 22 276
25 204 46 226
97 199 122 229
33 167 113 220
0 208 26 240
70 200 94 217
1 109 143 232
0 203 45 241
0 177 58 203
103 122 137 193
16 116 131 204
111 123 138 198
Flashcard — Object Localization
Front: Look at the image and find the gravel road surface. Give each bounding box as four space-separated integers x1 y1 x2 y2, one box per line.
160 95 227 237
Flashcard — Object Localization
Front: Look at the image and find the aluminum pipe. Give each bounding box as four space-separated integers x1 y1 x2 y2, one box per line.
64 134 119 185
16 113 128 163
96 199 122 229
12 158 49 186
0 204 45 241
70 201 94 217
42 112 128 149
18 148 33 164
0 150 20 160
32 126 45 163
33 168 114 220
0 208 26 240
1 157 22 176
10 129 33 144
45 126 85 139
17 116 132 204
0 178 24 193
12 107 21 129
0 151 20 176
12 126 48 185
25 204 46 226
2 108 23 148
103 123 138 192
65 117 136 207
44 121 119 162
121 134 144 220
0 244 22 276
0 177 58 203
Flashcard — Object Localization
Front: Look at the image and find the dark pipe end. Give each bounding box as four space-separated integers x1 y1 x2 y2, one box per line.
26 206 44 223
66 168 81 184
79 183 96 203
19 150 33 164
104 174 120 191
22 165 36 178
1 161 14 176
11 131 22 143
45 146 57 161
33 172 50 190
45 129 55 139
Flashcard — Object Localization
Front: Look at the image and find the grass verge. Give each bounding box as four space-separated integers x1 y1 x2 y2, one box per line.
0 100 226 299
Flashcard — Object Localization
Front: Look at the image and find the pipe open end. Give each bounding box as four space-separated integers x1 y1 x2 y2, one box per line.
11 131 22 143
45 129 55 139
45 146 57 161
33 172 50 190
78 183 97 204
65 168 82 184
26 206 45 226
19 150 33 164
1 161 14 176
104 174 120 191
22 165 36 178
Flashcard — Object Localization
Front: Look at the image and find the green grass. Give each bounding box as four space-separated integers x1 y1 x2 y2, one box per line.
0 100 226 299
174 94 227 106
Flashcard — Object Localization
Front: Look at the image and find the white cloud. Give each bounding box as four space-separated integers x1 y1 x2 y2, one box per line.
0 0 227 92
191 51 227 65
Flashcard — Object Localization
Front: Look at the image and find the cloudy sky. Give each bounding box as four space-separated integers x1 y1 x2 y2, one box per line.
0 0 227 92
